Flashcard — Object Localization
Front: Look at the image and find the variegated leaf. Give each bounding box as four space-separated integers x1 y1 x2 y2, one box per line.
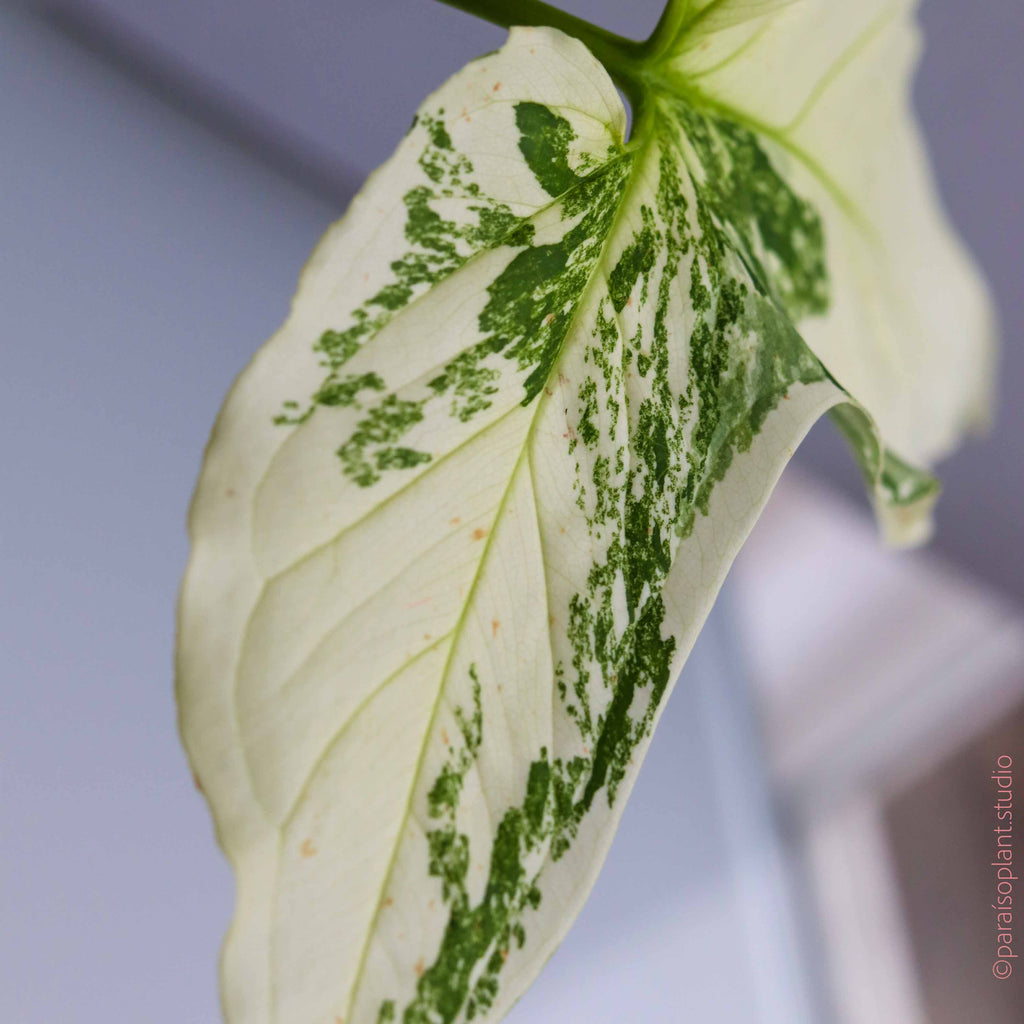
177 5 992 1023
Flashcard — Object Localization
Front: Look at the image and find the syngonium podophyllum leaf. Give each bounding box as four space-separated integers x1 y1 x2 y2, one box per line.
177 4 993 1023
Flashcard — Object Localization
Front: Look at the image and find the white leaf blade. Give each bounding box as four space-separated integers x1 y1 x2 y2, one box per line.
661 0 995 467
177 13 992 1024
179 30 630 1023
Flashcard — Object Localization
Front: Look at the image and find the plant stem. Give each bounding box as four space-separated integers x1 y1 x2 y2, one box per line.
434 0 649 104
639 0 690 64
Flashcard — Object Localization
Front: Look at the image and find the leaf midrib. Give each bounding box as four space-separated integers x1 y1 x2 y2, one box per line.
336 132 656 1024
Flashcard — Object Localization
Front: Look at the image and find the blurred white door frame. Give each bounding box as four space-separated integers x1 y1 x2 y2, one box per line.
735 475 1024 1024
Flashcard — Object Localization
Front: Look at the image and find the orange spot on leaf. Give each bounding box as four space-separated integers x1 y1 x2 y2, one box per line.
472 527 488 541
415 958 425 977
492 619 500 637
300 839 317 858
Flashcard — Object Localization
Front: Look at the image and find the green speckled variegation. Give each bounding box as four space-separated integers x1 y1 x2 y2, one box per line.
177 4 993 1022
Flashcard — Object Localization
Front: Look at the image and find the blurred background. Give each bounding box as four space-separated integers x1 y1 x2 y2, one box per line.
1 0 1021 1021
